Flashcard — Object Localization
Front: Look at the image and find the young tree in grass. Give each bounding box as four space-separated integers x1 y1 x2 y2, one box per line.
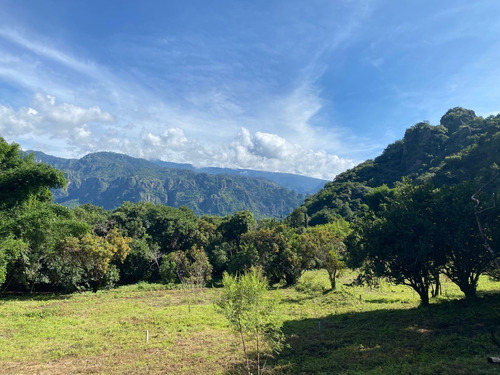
296 221 350 290
216 268 284 375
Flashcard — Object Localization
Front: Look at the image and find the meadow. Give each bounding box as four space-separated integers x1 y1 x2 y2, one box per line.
1 271 500 375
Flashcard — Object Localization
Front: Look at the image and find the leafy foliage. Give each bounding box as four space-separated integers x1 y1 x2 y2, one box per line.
216 268 284 375
162 246 212 286
350 178 500 304
59 228 132 292
0 138 65 209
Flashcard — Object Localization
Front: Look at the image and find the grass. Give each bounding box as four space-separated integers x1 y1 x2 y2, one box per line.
0 271 500 374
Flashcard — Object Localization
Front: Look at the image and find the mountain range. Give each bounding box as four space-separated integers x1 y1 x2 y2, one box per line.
151 160 326 195
31 151 325 218
28 107 497 222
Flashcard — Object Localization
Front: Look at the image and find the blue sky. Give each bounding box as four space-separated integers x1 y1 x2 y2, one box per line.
0 0 499 179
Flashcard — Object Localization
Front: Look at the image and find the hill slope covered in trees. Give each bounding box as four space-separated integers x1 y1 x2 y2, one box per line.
151 160 327 195
32 151 305 218
292 107 500 225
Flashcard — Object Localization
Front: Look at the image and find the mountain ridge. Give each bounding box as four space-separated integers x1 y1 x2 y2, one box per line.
151 159 327 195
292 107 500 225
30 150 309 218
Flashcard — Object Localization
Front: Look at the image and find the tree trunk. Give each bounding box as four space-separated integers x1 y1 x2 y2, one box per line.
459 282 477 300
431 273 441 298
329 270 336 290
92 279 102 293
419 291 429 306
413 285 429 306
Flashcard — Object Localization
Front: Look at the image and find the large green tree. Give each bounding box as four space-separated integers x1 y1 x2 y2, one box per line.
59 228 132 292
3 202 90 292
434 182 499 298
242 224 299 285
0 138 65 209
0 138 73 291
351 180 439 306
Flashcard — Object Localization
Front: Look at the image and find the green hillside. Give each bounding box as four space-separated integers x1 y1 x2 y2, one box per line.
294 107 500 225
32 151 304 219
152 160 327 195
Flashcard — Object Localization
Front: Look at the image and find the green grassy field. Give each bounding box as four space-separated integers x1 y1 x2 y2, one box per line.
1 271 500 374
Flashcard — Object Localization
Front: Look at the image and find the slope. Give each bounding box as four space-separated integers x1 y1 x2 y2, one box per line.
32 151 304 218
294 107 500 225
151 160 327 195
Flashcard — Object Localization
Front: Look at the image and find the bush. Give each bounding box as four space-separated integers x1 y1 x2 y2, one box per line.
295 272 327 295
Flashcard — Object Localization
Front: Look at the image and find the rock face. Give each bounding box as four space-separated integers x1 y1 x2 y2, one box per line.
32 151 305 218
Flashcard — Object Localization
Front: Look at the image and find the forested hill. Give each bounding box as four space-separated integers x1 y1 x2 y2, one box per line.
31 151 304 218
152 160 327 195
293 107 500 225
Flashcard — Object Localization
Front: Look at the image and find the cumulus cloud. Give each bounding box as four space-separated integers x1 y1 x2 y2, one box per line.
0 93 114 153
0 93 355 180
132 126 355 180
33 93 113 128
225 128 355 179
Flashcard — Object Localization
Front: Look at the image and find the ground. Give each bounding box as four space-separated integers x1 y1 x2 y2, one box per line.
1 271 500 374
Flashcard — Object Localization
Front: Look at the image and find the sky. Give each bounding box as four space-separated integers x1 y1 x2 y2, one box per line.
0 0 499 180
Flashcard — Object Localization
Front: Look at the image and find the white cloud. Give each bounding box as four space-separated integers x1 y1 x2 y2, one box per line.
225 128 355 179
131 126 355 180
0 18 365 179
0 93 114 154
0 105 37 135
0 92 355 180
33 93 114 130
251 132 292 160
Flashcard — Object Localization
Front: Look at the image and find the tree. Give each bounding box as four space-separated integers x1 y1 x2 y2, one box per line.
162 246 212 287
351 180 439 306
59 228 132 292
0 236 27 287
295 221 350 290
434 182 499 298
239 224 300 286
111 202 201 283
216 268 284 375
146 205 199 254
0 138 65 209
2 202 90 292
0 138 69 292
287 206 308 228
219 210 256 251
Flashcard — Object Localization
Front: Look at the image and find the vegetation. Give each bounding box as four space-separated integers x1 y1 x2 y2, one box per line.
1 106 499 373
216 268 284 375
32 151 305 218
152 159 327 195
293 107 500 225
1 271 500 374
